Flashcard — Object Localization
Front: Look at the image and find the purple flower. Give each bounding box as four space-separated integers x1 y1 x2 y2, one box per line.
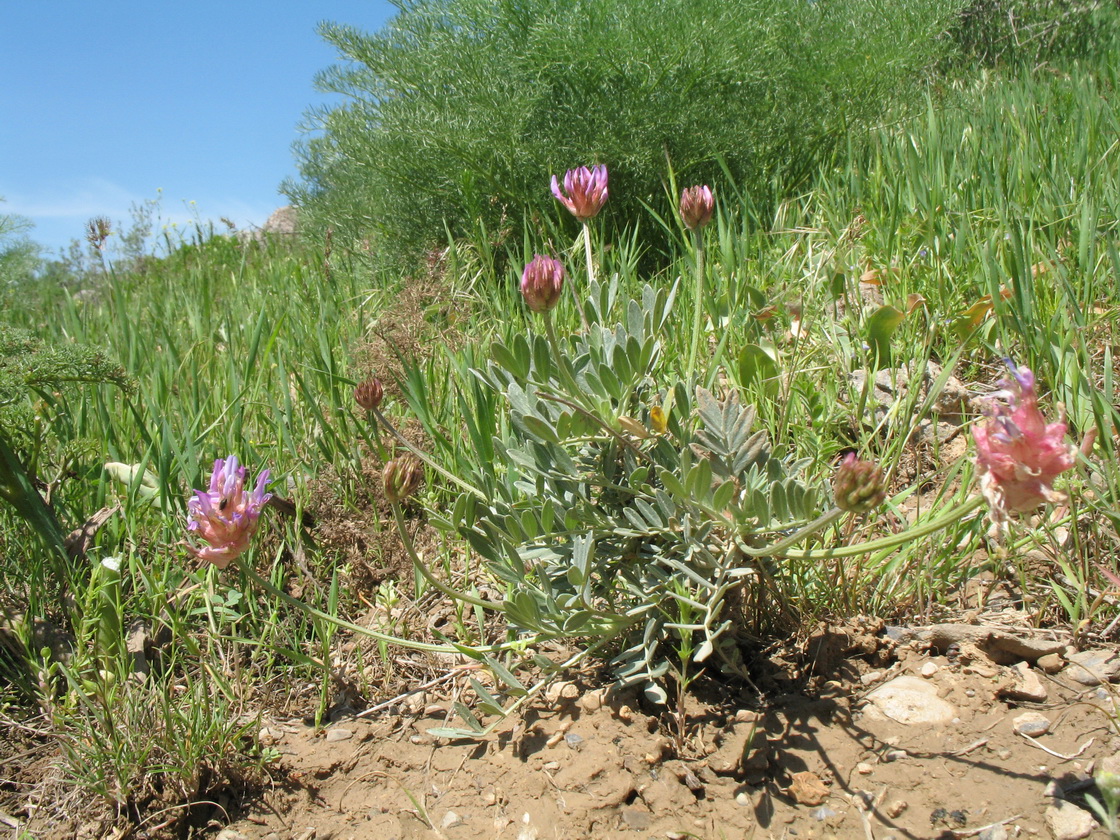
186 456 271 569
972 364 1075 521
679 185 714 231
551 165 608 222
520 254 565 313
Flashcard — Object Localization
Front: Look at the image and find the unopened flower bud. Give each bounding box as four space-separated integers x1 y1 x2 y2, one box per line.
520 254 565 313
833 453 887 513
679 185 714 231
383 455 424 503
354 378 384 411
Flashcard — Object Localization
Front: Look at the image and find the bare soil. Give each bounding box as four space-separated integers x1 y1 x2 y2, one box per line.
206 620 1118 840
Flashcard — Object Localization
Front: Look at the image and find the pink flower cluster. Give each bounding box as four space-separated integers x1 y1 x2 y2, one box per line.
972 365 1075 522
551 165 608 222
187 456 272 568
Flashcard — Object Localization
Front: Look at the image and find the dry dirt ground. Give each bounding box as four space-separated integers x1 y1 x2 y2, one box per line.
203 618 1120 840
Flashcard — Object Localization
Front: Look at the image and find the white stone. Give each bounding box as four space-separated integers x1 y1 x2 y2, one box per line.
864 676 957 725
1044 800 1097 840
441 811 463 829
920 661 939 678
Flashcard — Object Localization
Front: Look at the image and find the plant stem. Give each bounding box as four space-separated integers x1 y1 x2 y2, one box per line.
390 503 503 613
236 551 523 654
736 507 847 557
775 495 987 560
685 228 706 383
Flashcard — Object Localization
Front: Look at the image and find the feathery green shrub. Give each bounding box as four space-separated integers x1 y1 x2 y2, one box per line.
288 0 966 263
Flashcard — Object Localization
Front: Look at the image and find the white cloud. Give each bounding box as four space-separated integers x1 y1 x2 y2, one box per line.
1 179 280 253
1 177 143 219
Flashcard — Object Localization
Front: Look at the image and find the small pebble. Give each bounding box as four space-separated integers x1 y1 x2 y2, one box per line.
884 749 908 762
1036 653 1064 674
861 670 884 686
734 709 761 723
735 792 751 806
424 704 446 716
564 732 584 749
920 662 938 678
856 762 874 775
541 761 559 771
441 811 463 829
998 749 1012 760
1012 711 1051 737
620 809 650 830
811 806 838 821
259 727 283 745
616 705 634 723
325 728 353 742
578 689 604 712
886 800 907 818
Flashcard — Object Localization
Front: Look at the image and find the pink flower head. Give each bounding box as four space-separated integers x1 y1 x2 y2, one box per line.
679 185 714 231
520 254 565 313
186 456 272 569
972 364 1075 522
550 165 608 222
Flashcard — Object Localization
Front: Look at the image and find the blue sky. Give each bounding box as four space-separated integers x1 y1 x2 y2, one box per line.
1 2 395 256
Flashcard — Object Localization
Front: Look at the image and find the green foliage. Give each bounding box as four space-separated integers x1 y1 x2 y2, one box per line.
947 0 1117 66
289 0 964 261
0 205 40 288
433 276 833 708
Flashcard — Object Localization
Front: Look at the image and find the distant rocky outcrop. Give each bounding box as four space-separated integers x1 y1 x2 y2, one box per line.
238 205 298 243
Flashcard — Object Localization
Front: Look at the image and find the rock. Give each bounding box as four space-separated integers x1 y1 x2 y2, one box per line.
258 727 284 745
1013 712 1052 737
1044 800 1097 840
861 670 885 686
911 624 1066 663
1000 662 1049 702
864 676 958 725
578 689 604 712
1037 653 1064 674
1064 650 1120 685
979 826 1009 840
886 800 907 818
215 831 250 840
441 811 463 829
325 728 353 742
262 205 298 235
920 661 939 678
856 762 874 775
620 809 651 830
